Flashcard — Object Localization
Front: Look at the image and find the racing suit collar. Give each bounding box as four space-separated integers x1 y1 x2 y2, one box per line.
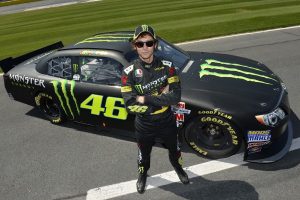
137 56 159 69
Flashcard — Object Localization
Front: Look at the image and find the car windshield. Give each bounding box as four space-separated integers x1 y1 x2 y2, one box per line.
125 37 190 70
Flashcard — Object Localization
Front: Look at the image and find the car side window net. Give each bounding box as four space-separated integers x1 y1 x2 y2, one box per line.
47 57 72 79
79 57 123 86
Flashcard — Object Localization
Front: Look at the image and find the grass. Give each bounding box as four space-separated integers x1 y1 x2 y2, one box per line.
1 0 300 73
0 0 40 7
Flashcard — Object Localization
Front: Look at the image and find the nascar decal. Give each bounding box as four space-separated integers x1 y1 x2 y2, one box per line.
75 33 133 45
9 74 45 88
199 59 278 85
51 80 80 119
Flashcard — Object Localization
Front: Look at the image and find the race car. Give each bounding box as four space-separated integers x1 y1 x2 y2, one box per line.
0 31 293 163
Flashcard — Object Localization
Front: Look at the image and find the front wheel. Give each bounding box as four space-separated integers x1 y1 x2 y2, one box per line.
184 115 242 159
35 92 66 124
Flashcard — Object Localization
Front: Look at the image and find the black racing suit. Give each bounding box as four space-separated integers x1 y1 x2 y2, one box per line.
121 56 183 174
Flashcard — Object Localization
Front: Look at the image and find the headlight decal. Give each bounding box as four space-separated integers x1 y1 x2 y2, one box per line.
255 107 285 127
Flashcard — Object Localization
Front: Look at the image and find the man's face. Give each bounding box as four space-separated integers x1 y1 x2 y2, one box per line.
134 34 156 63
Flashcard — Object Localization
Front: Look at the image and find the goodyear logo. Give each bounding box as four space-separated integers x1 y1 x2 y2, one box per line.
199 59 278 85
51 80 80 119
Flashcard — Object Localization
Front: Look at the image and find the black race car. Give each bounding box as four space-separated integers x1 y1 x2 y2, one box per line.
0 32 293 163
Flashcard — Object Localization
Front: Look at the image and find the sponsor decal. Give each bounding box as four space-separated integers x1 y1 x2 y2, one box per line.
198 108 232 120
25 51 54 65
169 66 176 76
247 130 271 142
124 65 134 75
9 74 45 88
51 80 80 119
162 60 172 67
121 75 128 85
172 102 190 127
247 130 271 154
154 66 164 71
134 69 143 77
199 59 278 85
79 50 109 56
167 76 179 84
134 75 167 94
121 86 132 93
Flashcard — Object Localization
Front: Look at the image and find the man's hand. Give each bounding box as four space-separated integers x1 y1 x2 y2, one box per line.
161 85 169 94
136 96 145 104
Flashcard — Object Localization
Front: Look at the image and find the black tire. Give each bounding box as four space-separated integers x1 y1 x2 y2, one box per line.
34 92 66 124
184 115 242 159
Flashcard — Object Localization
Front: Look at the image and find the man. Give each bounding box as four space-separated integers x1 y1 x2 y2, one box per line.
121 25 189 194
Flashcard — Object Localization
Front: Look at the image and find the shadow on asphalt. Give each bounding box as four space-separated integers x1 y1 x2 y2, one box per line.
150 172 258 200
26 108 300 172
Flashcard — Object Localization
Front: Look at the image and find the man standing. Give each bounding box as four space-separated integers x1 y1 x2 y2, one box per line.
121 25 189 194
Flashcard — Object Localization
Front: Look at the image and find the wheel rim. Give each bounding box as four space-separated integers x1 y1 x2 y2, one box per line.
42 98 61 118
191 122 231 150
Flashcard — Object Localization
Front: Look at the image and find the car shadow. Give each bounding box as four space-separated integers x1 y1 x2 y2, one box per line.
26 108 300 172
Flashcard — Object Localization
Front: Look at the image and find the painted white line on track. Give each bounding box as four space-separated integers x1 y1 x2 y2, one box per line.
86 137 300 200
177 25 300 46
24 2 78 11
23 0 102 12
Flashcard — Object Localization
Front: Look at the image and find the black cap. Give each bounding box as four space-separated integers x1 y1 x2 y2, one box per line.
133 25 156 41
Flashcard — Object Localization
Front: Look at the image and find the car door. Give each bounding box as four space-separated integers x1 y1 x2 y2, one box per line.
72 55 135 131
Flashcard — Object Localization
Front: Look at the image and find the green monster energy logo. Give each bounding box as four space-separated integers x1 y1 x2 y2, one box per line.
134 84 144 94
75 33 133 45
199 59 278 85
51 80 80 119
142 25 149 31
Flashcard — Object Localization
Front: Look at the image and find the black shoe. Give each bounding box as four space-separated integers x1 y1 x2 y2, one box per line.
136 173 147 194
174 167 189 184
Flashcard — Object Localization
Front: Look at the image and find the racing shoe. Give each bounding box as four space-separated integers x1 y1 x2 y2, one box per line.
136 173 147 194
174 167 189 184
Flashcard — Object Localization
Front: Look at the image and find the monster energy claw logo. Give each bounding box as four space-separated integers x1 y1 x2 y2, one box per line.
199 59 278 85
51 80 80 119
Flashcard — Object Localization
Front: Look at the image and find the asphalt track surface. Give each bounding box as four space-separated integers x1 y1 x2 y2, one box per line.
1 23 300 200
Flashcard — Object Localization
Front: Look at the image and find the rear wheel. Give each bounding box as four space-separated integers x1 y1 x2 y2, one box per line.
184 115 242 159
35 92 66 124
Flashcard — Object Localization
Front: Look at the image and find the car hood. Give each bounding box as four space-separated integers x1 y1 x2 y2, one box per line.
180 52 284 113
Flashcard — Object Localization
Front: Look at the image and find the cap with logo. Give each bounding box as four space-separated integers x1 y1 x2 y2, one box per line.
133 25 156 41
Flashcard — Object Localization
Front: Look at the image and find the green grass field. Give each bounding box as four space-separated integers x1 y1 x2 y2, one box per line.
1 0 300 72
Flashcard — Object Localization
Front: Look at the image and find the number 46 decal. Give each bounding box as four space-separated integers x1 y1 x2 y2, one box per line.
80 94 128 120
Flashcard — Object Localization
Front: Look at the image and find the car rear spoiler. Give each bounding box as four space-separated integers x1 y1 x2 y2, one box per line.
0 41 64 74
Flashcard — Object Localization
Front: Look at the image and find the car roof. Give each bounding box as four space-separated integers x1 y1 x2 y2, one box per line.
61 31 134 55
